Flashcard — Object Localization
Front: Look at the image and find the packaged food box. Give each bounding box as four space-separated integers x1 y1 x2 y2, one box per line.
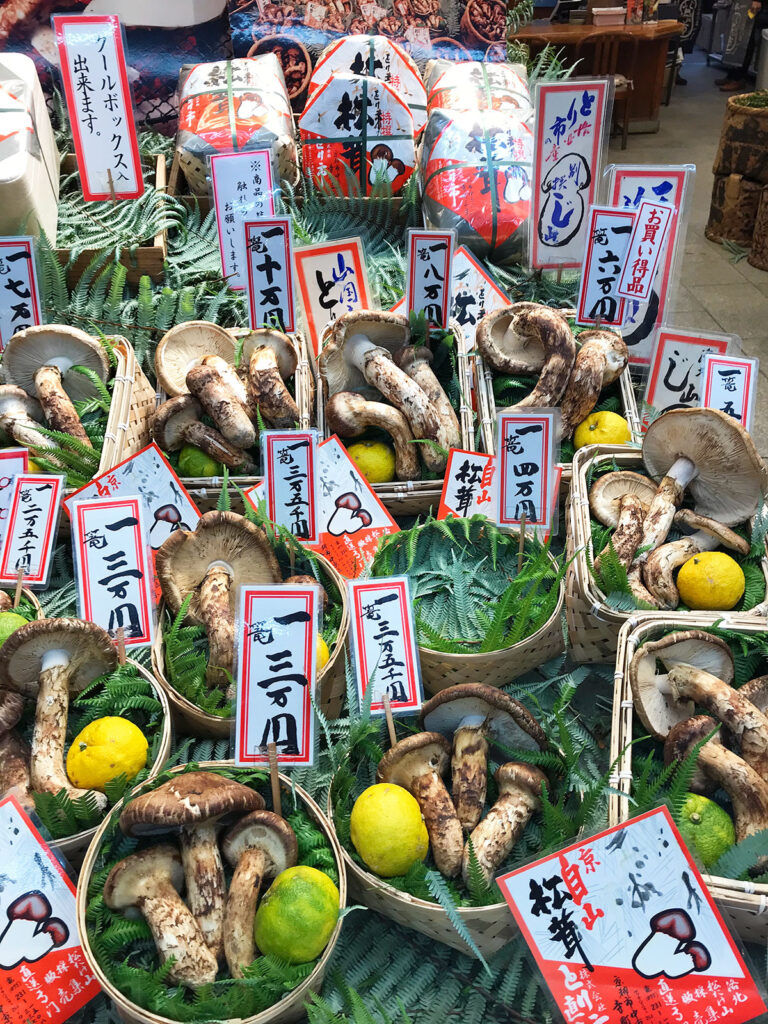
425 59 531 115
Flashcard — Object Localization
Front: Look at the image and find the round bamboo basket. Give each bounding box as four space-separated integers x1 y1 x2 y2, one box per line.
152 550 350 737
77 763 347 1024
2 588 44 618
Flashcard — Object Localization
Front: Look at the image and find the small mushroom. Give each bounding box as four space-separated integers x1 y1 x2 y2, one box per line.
419 684 547 832
120 772 265 962
377 732 463 878
186 363 256 450
104 844 218 987
155 511 282 690
462 763 547 886
589 472 657 575
222 810 298 977
0 731 33 811
202 355 254 418
0 619 116 809
284 574 329 610
151 395 257 473
242 329 300 428
393 346 460 455
475 304 576 408
326 392 420 482
560 329 628 437
154 321 236 398
0 386 56 450
4 326 110 447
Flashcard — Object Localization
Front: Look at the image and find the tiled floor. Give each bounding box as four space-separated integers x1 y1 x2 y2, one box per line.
610 50 768 448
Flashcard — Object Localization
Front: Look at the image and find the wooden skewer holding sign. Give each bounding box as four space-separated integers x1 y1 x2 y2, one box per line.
13 566 24 609
268 741 282 817
383 694 397 748
116 627 127 665
107 169 118 205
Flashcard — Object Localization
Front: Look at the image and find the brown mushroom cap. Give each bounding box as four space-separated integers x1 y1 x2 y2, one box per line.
496 760 547 797
242 329 298 380
222 809 298 873
155 321 237 397
319 311 410 395
663 715 722 782
104 843 185 907
3 326 109 401
629 630 734 740
0 619 117 698
672 509 750 555
151 395 204 451
476 303 549 375
642 408 767 526
589 472 658 528
377 731 451 787
120 772 266 836
419 684 547 751
155 511 282 625
0 689 24 733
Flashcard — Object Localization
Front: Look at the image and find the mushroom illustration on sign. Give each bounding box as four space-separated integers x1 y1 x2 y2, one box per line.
104 844 218 987
155 511 282 690
119 772 265 963
3 326 110 448
149 505 190 546
242 329 300 429
0 890 69 970
419 684 547 832
589 471 657 573
559 329 629 438
152 395 257 473
154 321 237 398
0 619 117 809
0 386 56 450
631 908 710 980
393 346 461 454
537 154 590 248
377 732 464 878
369 144 406 186
186 362 256 450
326 392 420 482
327 491 373 536
222 809 298 977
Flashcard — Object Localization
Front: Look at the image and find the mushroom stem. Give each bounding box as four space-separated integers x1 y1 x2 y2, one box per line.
202 356 254 418
630 457 698 570
223 846 266 978
0 413 56 450
394 347 460 457
595 493 646 574
249 347 300 428
627 564 661 608
187 363 257 449
326 391 420 481
199 568 234 693
698 740 768 841
34 366 92 447
452 725 489 833
0 731 33 811
183 422 257 473
180 821 227 962
410 771 464 878
560 330 628 438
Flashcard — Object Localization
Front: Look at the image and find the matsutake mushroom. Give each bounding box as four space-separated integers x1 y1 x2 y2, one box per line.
119 772 265 962
242 329 300 428
0 386 56 451
560 329 628 438
326 391 420 482
393 346 460 454
154 321 236 398
419 684 547 833
202 355 254 419
589 471 658 573
186 362 256 450
3 326 110 447
377 732 463 878
104 845 218 987
155 511 281 690
152 395 257 473
475 304 576 408
0 687 32 811
0 619 116 808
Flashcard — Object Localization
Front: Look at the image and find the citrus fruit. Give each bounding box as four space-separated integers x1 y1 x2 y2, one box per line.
0 612 29 646
66 716 149 792
347 441 396 484
678 794 735 867
350 783 429 877
573 411 631 450
27 460 42 472
317 636 330 671
254 865 339 963
178 444 224 477
677 551 745 610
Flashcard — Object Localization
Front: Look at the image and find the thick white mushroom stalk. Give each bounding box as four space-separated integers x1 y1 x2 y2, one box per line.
198 563 235 694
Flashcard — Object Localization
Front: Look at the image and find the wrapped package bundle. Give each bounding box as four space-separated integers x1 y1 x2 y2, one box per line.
300 73 415 197
308 35 427 136
420 107 533 262
0 55 59 241
425 60 531 115
176 55 298 196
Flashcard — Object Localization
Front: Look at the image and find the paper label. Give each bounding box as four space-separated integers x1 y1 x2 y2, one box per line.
244 217 295 333
71 496 155 648
234 586 317 765
437 449 496 519
0 795 100 1023
451 246 509 351
53 15 143 202
644 328 730 421
576 207 636 328
617 201 675 302
0 238 42 349
0 450 29 547
0 475 63 588
262 430 320 543
495 411 558 532
406 229 455 329
701 353 758 432
210 150 276 292
294 238 372 355
531 81 609 269
348 576 422 716
499 806 766 1024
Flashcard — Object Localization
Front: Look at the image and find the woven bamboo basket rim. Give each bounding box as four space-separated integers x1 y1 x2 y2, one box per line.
3 588 44 618
76 762 347 1024
119 340 156 465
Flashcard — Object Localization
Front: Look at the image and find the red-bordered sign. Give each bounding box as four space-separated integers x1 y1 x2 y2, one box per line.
244 217 295 333
293 238 371 355
496 411 558 533
0 449 29 543
0 238 42 349
576 206 636 327
406 228 455 329
0 474 63 587
617 202 675 302
263 430 319 543
437 448 495 520
644 328 730 420
701 354 758 432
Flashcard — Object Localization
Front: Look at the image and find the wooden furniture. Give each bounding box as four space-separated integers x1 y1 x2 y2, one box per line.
511 20 684 131
574 31 640 147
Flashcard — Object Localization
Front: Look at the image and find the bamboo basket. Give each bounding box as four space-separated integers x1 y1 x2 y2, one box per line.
76 763 347 1024
152 549 349 737
326 789 517 957
2 588 44 618
98 337 155 476
610 613 768 944
565 444 768 664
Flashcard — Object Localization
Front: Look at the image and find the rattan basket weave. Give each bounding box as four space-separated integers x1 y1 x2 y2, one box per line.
99 337 155 474
610 613 768 945
76 763 347 1024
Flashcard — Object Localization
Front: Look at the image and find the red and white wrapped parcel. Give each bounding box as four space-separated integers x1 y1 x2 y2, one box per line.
425 60 531 115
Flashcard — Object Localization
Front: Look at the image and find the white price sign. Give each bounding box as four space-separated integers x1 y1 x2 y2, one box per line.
294 238 372 355
576 206 636 328
244 217 296 333
406 228 455 329
0 450 28 546
211 150 276 291
0 474 63 588
262 430 320 543
701 353 758 431
0 238 41 349
495 410 558 532
644 328 730 420
617 201 675 302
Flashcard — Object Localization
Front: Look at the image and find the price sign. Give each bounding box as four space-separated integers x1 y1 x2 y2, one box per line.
262 430 320 544
644 328 730 421
71 495 155 648
244 217 296 333
0 450 28 546
437 449 496 520
451 246 509 350
576 207 636 328
0 238 41 349
0 475 63 588
617 202 675 302
499 807 766 1024
294 237 372 354
348 576 423 716
52 15 143 202
495 410 559 533
701 353 758 432
211 150 276 291
234 585 318 766
406 228 455 329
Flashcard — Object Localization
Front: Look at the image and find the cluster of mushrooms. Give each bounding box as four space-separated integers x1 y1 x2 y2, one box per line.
104 772 301 986
0 618 118 815
377 684 547 886
319 311 460 481
476 303 629 439
0 325 111 451
151 321 302 474
630 630 768 846
589 407 767 608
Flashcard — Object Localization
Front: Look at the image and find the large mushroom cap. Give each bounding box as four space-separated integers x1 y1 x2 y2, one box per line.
0 386 45 424
319 311 410 395
589 472 658 528
0 619 117 698
629 630 734 740
104 844 185 908
242 329 298 379
155 322 236 398
419 684 547 751
377 731 451 787
475 303 569 375
151 395 204 451
4 326 109 401
155 511 282 625
120 771 265 836
643 408 767 526
222 809 298 874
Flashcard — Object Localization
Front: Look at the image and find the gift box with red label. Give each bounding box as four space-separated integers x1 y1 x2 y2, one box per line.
425 59 531 115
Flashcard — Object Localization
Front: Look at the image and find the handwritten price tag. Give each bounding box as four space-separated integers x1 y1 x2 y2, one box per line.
294 237 371 355
644 328 730 421
406 228 455 329
211 150 276 291
495 410 559 533
244 217 295 333
0 450 28 546
451 246 509 350
0 238 41 349
0 474 63 588
576 207 636 328
437 449 495 520
262 430 320 544
701 353 758 432
617 201 675 302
